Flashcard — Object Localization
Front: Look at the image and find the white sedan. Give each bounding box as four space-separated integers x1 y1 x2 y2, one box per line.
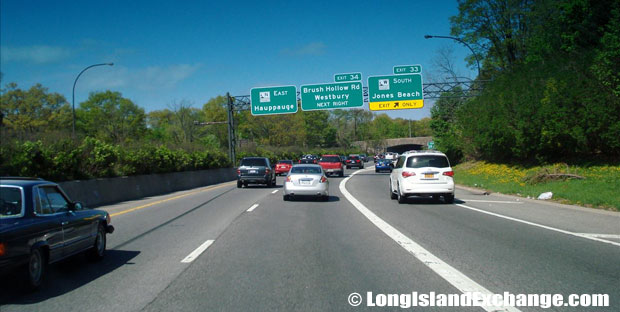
283 164 329 201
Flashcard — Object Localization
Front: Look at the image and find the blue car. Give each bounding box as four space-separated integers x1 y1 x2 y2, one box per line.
1 177 114 289
375 159 393 173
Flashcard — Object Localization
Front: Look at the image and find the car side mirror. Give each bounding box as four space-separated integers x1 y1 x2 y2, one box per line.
71 202 84 211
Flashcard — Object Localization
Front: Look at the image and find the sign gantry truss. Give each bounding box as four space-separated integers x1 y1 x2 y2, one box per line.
223 79 488 162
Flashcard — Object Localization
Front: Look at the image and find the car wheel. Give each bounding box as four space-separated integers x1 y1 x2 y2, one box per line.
283 195 290 201
432 195 441 203
26 247 46 289
87 224 106 261
375 169 379 173
397 184 406 204
390 181 397 200
444 194 455 204
339 171 344 177
266 179 273 187
237 181 242 188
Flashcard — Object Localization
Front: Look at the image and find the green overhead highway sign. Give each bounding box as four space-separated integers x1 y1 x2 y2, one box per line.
367 74 424 111
300 81 363 111
334 72 362 82
393 64 422 74
250 85 298 116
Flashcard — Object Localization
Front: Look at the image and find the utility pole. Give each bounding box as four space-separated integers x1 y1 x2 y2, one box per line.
226 93 236 166
409 120 412 137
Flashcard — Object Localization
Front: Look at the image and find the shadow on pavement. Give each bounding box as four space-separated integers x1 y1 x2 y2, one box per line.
285 195 340 203
0 249 140 305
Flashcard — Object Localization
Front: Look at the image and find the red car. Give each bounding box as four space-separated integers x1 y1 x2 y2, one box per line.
275 160 293 175
318 155 344 177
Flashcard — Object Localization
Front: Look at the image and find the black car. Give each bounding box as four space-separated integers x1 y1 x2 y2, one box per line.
345 156 364 169
237 157 276 188
0 177 114 289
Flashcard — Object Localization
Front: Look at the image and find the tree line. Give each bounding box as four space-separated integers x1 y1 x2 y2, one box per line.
0 82 431 180
432 0 620 164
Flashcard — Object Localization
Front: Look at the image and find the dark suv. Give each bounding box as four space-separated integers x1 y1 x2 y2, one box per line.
237 157 276 188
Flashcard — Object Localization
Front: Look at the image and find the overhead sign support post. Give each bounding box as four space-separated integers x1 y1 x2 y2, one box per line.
367 74 424 111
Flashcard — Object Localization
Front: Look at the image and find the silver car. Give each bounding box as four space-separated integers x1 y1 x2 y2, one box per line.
283 164 329 201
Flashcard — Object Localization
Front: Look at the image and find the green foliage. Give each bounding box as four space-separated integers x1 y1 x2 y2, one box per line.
434 0 620 163
76 91 147 144
0 83 71 137
0 137 230 181
454 161 620 211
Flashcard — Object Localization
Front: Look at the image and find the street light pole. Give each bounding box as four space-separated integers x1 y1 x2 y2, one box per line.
424 35 481 78
72 63 114 136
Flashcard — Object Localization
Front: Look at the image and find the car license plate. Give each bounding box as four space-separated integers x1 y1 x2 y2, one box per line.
425 174 434 178
249 170 258 174
300 180 311 185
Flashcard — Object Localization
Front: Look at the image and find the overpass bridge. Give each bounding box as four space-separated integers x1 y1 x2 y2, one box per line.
352 136 433 155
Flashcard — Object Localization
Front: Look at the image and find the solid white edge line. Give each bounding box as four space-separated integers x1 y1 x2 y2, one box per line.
455 204 620 247
340 169 520 312
461 199 524 204
181 239 214 263
247 203 259 212
271 190 278 194
576 233 620 239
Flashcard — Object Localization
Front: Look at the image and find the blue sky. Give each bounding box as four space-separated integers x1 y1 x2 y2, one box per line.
1 0 474 120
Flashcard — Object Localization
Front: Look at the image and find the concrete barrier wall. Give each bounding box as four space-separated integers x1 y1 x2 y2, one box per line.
59 168 236 208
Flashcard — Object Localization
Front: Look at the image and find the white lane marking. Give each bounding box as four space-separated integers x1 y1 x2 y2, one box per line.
456 204 620 247
340 169 520 312
461 199 523 204
271 190 278 194
247 203 259 212
181 239 214 263
576 233 620 239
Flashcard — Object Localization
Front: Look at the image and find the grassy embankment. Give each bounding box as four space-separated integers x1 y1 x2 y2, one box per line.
453 162 620 212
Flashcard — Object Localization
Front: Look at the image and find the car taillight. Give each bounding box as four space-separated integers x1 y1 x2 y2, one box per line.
443 171 454 177
402 171 416 178
286 176 292 182
0 242 5 257
236 169 241 174
356 160 360 163
320 176 327 183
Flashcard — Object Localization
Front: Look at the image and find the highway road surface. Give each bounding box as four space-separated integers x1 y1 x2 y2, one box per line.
1 164 618 311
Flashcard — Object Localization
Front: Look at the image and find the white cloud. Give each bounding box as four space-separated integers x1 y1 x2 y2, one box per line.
82 63 202 91
281 42 326 56
1 45 72 64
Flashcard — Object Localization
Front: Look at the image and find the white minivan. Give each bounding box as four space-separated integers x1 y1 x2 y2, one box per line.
389 150 455 204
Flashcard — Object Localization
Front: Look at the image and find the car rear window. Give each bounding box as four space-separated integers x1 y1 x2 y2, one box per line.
0 186 24 218
278 160 293 165
406 155 450 168
241 158 267 166
348 156 359 160
320 156 340 162
290 166 322 174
